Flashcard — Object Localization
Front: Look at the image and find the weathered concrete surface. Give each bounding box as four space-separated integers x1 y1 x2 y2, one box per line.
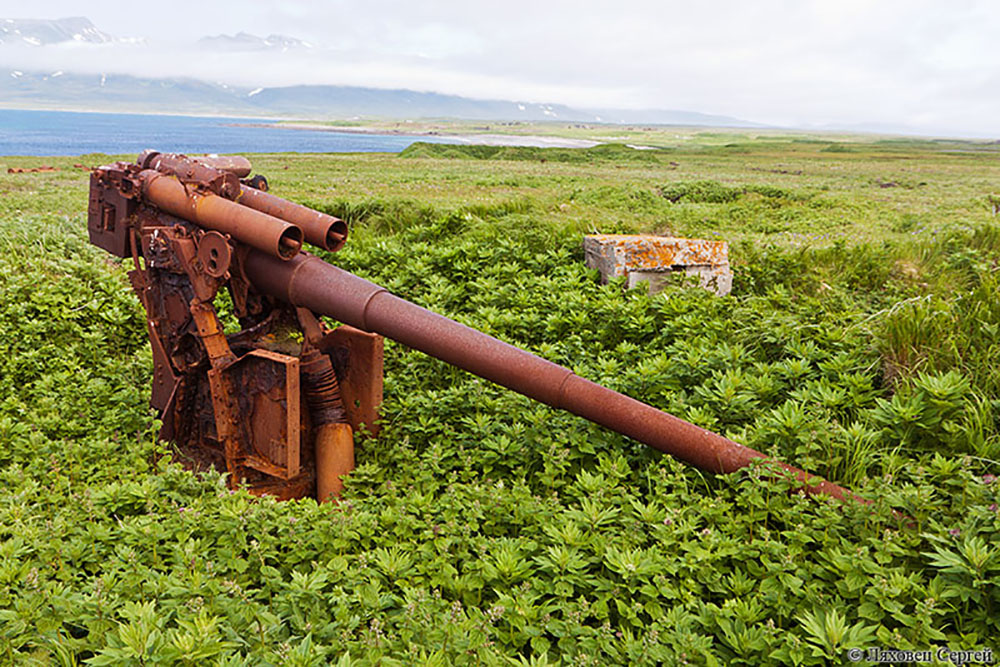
583 234 732 296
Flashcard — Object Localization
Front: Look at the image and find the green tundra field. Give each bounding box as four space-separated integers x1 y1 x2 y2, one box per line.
1 133 999 665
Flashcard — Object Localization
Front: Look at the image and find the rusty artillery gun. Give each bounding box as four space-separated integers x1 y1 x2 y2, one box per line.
87 151 858 504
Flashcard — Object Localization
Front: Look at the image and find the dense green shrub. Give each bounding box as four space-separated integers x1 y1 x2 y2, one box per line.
0 158 998 664
659 180 742 204
399 142 663 164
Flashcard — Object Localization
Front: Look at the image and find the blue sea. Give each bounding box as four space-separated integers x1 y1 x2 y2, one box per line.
0 109 457 156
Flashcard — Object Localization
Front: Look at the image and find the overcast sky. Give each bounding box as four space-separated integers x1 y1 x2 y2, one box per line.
2 0 999 137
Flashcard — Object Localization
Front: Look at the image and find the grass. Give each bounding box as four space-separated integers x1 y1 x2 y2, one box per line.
0 133 999 664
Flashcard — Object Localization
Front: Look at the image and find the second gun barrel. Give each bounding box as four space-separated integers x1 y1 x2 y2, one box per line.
140 171 303 260
238 185 348 252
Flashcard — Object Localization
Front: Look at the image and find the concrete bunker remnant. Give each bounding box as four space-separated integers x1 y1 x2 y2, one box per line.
583 234 732 296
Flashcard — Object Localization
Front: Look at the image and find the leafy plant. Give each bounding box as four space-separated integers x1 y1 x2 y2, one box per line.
1 144 999 664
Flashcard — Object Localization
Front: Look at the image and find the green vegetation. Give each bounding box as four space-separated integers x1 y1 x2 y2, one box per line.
399 142 662 164
0 135 998 665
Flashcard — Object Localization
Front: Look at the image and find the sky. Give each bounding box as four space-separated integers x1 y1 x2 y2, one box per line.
1 0 999 137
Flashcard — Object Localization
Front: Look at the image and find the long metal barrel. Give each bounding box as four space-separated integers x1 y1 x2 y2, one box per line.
140 171 304 260
245 250 860 503
238 185 349 252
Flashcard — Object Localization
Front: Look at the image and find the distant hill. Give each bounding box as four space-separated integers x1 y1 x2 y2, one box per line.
240 84 597 122
0 71 250 116
583 107 758 126
0 70 763 126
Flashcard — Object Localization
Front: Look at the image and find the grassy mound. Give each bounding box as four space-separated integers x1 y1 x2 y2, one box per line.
399 142 664 164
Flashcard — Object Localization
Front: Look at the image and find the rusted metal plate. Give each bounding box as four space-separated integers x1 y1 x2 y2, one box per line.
318 325 384 435
87 170 136 258
224 349 301 479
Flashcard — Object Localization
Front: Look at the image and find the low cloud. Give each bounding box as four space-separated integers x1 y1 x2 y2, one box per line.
0 41 639 109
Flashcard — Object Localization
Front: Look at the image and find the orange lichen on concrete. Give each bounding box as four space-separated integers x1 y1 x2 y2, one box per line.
584 234 728 276
583 234 732 295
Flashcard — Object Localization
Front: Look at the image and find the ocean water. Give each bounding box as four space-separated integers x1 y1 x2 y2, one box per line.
0 109 456 156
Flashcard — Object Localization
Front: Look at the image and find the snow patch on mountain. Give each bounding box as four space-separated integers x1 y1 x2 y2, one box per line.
199 32 312 52
0 17 112 46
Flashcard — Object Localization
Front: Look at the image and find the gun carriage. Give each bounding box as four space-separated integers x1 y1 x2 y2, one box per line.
87 151 857 504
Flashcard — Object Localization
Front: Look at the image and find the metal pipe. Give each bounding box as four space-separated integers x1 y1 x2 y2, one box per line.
315 423 355 502
140 171 303 260
191 155 253 178
238 185 349 252
244 250 862 503
138 151 243 199
300 346 353 501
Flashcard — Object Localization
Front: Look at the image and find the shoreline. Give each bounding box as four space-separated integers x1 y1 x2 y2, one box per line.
227 121 603 149
0 106 993 143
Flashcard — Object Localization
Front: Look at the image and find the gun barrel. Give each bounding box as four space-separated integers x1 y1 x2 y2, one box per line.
244 250 859 503
140 170 303 260
238 185 349 252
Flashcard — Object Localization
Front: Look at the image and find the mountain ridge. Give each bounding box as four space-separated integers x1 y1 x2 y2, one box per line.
0 16 111 46
198 32 313 51
0 70 764 127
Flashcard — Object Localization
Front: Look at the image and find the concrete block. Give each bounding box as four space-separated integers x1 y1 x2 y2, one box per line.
583 234 731 296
